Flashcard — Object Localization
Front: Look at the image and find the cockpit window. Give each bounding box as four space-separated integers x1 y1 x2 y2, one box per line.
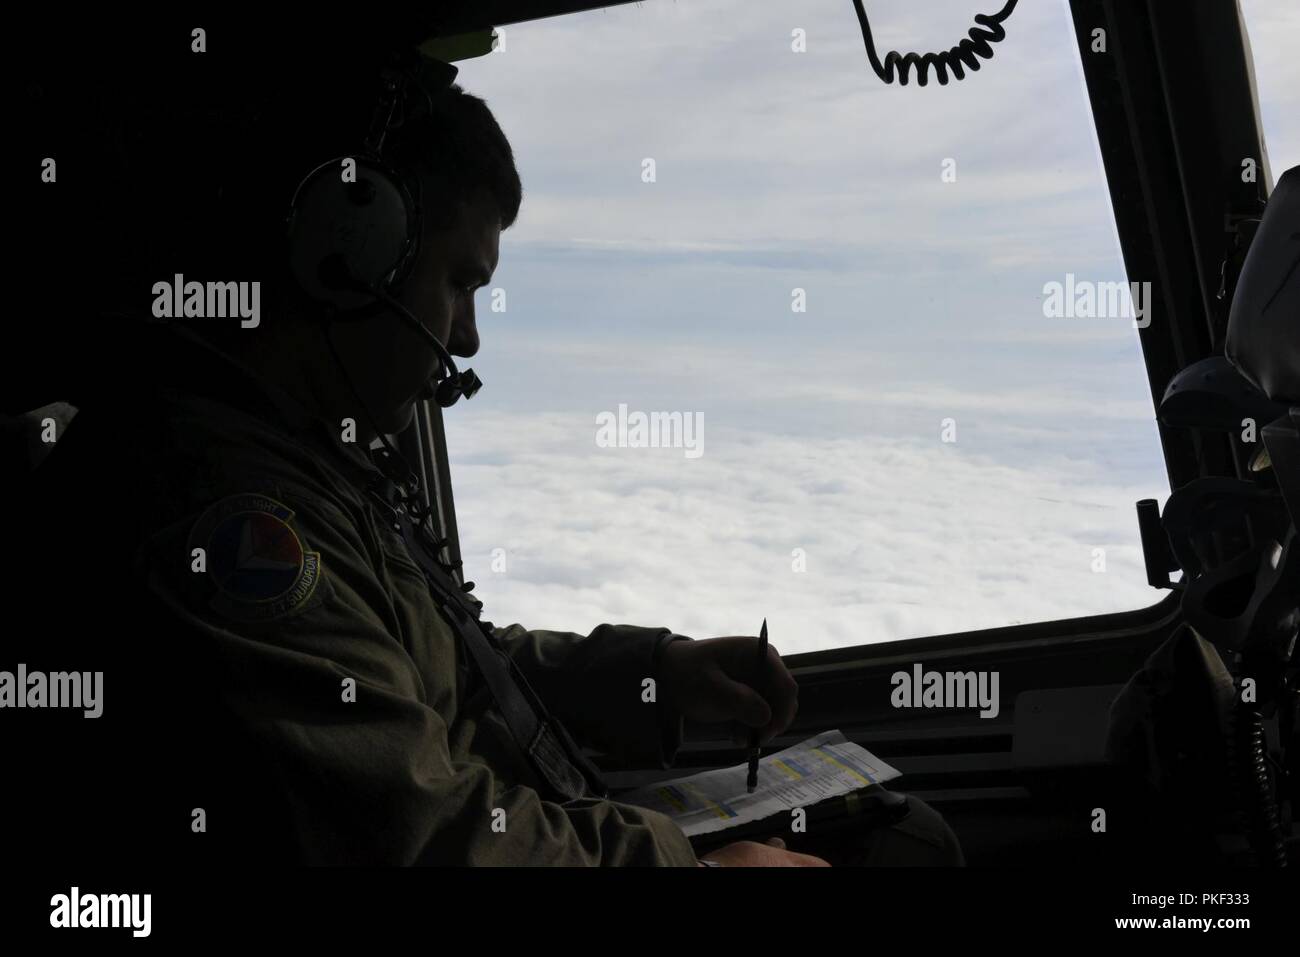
445 0 1176 652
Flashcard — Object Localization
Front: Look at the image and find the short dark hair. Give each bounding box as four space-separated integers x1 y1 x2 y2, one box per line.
387 80 523 232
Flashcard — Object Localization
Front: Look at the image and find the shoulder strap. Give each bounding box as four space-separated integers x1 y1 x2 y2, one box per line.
373 482 608 802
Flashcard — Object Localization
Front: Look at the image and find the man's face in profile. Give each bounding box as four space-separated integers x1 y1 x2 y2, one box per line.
327 187 501 434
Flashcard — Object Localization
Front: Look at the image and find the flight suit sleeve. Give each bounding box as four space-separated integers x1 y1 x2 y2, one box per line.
140 485 699 866
494 623 693 769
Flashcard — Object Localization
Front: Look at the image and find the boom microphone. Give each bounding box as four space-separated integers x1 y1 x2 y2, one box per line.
318 253 483 408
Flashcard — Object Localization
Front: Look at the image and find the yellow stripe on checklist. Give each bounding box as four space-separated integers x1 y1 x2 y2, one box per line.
772 760 803 780
811 748 871 786
655 788 688 813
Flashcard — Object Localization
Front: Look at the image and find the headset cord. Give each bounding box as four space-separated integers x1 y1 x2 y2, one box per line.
852 0 1018 87
320 319 472 587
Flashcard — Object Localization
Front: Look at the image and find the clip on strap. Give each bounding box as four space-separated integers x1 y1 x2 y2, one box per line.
391 506 608 801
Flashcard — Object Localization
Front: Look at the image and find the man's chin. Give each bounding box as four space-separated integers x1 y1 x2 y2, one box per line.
376 399 418 437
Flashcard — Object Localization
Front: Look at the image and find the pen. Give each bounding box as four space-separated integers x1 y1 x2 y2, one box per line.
746 618 767 793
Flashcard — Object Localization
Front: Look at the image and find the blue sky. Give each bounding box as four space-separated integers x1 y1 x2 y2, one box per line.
442 0 1299 651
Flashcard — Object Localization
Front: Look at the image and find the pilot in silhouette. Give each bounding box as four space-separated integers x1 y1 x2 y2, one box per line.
20 24 962 868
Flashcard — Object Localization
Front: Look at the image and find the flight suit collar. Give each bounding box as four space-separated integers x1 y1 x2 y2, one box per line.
163 325 386 488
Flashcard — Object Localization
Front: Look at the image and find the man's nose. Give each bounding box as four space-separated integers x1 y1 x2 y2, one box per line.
448 303 479 358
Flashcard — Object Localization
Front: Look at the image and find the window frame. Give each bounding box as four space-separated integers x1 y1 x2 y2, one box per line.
398 398 466 587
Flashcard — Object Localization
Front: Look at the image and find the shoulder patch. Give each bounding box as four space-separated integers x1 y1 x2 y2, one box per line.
188 493 326 623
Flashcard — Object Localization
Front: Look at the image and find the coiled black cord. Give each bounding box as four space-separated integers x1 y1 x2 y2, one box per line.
852 0 1019 87
1227 693 1289 867
321 320 471 585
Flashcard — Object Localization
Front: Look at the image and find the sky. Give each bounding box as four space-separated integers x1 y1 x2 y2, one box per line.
441 0 1299 653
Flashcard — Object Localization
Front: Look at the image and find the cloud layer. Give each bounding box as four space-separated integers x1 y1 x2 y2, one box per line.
448 409 1164 652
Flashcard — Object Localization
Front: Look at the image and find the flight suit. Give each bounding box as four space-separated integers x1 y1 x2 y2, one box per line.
122 328 701 866
34 326 961 868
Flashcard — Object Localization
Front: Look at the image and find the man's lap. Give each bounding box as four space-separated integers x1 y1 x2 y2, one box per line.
780 794 964 866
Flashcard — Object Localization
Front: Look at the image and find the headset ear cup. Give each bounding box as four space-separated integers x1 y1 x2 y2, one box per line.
286 157 420 310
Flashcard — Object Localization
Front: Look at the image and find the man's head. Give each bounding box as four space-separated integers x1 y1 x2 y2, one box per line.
103 54 521 439
270 72 519 437
260 72 520 438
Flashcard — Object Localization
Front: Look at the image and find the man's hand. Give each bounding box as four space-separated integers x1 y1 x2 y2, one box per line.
699 837 830 867
658 635 798 745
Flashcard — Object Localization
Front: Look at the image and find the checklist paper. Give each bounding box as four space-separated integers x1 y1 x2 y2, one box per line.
617 730 901 838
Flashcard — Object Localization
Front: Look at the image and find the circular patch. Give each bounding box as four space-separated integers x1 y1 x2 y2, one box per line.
189 494 323 622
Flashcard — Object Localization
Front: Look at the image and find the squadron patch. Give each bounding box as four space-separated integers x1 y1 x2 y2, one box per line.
189 493 324 622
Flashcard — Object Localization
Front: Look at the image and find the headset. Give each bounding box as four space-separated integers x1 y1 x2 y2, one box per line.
284 54 483 409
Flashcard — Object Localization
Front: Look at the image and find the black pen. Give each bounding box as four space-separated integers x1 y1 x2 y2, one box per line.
746 618 767 793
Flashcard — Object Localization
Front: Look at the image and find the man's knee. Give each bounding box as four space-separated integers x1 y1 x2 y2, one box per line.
861 794 964 866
